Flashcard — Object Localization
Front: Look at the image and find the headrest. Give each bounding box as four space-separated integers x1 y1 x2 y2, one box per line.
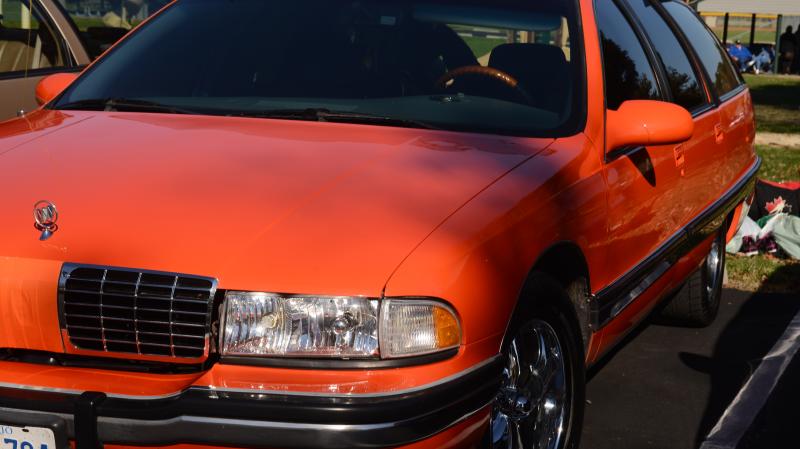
489 43 567 73
489 43 570 114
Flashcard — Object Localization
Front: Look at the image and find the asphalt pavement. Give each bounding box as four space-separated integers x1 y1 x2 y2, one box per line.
580 288 800 449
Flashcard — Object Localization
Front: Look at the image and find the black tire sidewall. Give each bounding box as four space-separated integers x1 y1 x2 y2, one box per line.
501 274 586 449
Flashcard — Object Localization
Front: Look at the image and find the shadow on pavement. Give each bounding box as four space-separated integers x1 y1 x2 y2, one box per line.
684 264 800 446
580 265 800 449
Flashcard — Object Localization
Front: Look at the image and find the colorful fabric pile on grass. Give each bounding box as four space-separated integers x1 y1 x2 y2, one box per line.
727 180 800 260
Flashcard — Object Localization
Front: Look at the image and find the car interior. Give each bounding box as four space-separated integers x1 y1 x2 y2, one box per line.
210 4 573 117
56 0 579 135
0 1 64 73
71 0 560 119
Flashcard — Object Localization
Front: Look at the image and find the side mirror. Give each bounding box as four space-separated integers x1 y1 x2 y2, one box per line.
606 100 694 151
35 73 79 106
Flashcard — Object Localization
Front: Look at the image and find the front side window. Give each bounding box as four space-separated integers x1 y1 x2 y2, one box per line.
625 0 707 112
595 0 660 110
661 1 741 99
54 0 585 137
0 0 67 74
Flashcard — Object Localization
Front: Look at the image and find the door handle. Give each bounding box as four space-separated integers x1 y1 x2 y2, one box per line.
714 124 725 144
673 144 685 176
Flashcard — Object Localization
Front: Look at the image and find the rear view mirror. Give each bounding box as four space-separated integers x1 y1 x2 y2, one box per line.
606 100 694 151
35 73 79 106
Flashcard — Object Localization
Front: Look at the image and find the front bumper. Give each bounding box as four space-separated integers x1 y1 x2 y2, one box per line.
0 357 501 449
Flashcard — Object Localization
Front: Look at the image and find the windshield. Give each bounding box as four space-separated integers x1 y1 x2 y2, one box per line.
54 0 585 137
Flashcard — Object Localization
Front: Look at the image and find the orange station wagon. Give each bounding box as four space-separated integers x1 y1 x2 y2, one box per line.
0 0 758 448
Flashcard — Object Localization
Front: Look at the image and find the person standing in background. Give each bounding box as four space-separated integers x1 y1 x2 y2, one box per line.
778 26 795 74
793 26 800 74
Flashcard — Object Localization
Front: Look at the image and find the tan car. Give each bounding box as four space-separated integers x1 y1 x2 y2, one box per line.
0 0 159 120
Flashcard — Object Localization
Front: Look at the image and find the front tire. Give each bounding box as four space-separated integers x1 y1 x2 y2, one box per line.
490 276 585 449
658 229 725 327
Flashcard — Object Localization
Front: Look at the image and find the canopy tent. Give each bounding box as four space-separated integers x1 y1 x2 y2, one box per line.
698 0 800 16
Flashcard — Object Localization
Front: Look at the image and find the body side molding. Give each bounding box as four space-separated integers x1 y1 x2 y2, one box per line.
595 157 761 328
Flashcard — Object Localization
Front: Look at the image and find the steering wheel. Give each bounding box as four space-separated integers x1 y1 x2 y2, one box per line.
435 66 533 104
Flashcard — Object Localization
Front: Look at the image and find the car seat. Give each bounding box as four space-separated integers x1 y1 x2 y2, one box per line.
488 43 571 116
0 24 54 73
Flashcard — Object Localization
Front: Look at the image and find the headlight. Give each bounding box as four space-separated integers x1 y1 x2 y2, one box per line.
220 292 460 359
221 293 379 358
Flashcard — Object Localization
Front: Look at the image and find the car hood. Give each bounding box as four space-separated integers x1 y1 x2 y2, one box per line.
0 110 551 295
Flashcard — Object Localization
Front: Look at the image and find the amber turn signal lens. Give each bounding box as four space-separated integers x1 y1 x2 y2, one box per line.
379 299 461 359
434 306 461 348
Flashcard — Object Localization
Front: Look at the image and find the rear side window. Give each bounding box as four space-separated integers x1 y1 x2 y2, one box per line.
625 0 707 112
596 0 660 110
661 1 741 98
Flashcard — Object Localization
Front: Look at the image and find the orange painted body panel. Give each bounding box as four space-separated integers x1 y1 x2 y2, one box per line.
0 110 549 301
602 136 685 288
385 133 608 348
0 360 199 396
35 73 79 106
197 336 499 395
0 258 65 353
719 90 758 186
605 100 694 150
0 0 760 446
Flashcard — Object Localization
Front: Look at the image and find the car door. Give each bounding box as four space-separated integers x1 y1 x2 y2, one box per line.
0 0 89 120
622 0 724 228
596 0 687 292
658 0 751 216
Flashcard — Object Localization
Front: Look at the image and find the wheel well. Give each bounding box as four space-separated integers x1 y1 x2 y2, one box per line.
525 242 593 351
533 242 590 292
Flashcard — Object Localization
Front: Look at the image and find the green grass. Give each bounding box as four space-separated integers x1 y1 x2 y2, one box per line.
712 28 776 44
461 36 503 59
726 146 800 291
726 254 800 293
756 145 800 182
744 74 800 134
727 146 800 291
726 75 800 292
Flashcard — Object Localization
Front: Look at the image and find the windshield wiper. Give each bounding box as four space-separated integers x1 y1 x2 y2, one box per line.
234 108 439 130
56 98 196 115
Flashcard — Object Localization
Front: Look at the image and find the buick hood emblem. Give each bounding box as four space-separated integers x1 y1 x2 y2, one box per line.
33 200 59 241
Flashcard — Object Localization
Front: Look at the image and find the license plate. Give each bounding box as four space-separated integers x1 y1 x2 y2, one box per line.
0 425 55 449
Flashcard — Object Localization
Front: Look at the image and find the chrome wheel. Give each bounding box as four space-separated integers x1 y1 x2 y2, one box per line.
491 320 568 449
705 239 722 299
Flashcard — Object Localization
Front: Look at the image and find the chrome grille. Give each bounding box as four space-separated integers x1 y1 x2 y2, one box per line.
59 264 216 359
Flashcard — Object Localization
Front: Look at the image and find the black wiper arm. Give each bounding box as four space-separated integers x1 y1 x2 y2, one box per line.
57 98 195 114
235 108 439 130
316 110 440 130
232 108 327 120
